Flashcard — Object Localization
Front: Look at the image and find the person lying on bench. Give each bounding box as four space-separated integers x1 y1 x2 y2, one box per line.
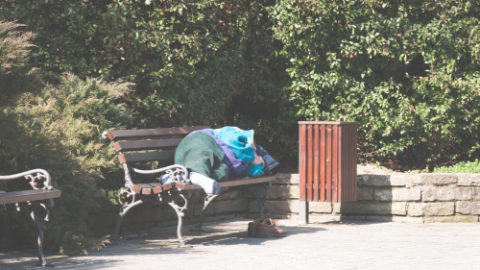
161 126 278 195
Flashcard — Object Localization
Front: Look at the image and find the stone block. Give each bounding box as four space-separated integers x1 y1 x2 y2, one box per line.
357 175 391 187
332 203 342 214
267 185 297 200
388 174 411 187
357 187 374 201
454 187 475 201
457 174 480 186
456 201 480 215
392 202 407 215
275 173 300 185
252 199 296 215
217 190 242 200
358 174 412 187
421 186 455 202
307 215 341 223
423 215 479 223
309 201 333 214
407 202 454 217
213 199 248 215
288 185 300 199
340 202 394 215
374 188 392 201
411 174 458 186
374 187 421 202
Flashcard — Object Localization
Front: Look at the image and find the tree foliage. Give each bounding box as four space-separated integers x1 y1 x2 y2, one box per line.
0 72 135 251
271 0 480 169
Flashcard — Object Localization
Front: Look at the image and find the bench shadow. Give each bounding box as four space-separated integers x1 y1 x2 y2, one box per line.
0 220 326 269
186 224 325 246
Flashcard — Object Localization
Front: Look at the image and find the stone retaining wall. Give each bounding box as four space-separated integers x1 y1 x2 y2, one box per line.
254 173 480 222
93 172 480 233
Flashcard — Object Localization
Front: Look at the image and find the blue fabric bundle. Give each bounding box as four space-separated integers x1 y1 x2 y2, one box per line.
212 126 256 165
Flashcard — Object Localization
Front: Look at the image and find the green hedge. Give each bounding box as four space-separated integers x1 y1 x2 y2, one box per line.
271 0 480 169
0 0 296 156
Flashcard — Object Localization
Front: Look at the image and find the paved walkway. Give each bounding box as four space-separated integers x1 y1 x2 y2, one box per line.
1 218 479 270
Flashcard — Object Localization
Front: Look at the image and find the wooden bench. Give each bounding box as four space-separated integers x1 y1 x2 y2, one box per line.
0 169 61 267
103 126 276 246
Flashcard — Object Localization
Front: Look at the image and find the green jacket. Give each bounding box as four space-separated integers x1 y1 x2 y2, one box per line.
174 132 229 182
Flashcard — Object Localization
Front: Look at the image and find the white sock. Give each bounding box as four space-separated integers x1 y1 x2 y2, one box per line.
189 172 220 195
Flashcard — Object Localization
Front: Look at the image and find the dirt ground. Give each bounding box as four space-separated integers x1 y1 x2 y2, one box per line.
357 162 397 174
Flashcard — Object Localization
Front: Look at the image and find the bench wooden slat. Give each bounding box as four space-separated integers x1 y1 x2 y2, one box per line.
107 126 208 141
114 138 183 152
174 175 276 191
218 175 276 188
132 183 163 195
0 189 61 205
118 150 175 164
131 175 276 194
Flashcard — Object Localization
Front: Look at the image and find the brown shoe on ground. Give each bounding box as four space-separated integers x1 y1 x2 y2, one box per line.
248 218 285 238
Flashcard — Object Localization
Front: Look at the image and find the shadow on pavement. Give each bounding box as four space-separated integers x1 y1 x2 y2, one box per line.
0 220 326 270
187 224 325 246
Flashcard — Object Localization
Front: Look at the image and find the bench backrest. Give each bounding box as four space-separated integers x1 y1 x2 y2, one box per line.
105 126 208 166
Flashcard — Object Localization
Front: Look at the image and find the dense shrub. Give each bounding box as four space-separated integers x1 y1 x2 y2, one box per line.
0 73 135 252
0 20 41 104
271 0 480 169
0 1 295 160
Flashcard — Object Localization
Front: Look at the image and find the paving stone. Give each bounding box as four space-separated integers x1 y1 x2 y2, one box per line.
4 218 480 270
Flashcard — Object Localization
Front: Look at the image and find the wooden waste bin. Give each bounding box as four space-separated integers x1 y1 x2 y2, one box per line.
298 121 358 223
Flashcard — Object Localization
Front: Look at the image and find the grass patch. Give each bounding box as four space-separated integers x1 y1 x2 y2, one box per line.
406 160 480 174
433 160 480 173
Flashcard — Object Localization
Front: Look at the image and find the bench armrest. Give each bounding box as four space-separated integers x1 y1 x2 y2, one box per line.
0 169 53 190
130 164 189 184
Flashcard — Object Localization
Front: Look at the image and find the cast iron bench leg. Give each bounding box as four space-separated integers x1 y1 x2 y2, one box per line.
29 201 53 267
111 199 144 242
111 187 144 243
251 182 271 218
165 190 188 247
